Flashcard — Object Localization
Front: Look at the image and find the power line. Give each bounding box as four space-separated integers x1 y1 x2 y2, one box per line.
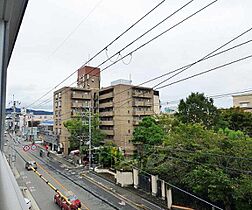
49 0 104 57
26 0 167 109
161 87 252 106
153 27 252 89
114 38 252 108
156 54 252 90
33 37 252 112
29 0 206 110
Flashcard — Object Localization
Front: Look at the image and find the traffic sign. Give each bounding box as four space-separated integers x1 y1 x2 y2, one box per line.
31 144 37 151
23 145 30 152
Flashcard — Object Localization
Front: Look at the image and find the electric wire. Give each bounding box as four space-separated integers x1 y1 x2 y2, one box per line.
25 0 167 109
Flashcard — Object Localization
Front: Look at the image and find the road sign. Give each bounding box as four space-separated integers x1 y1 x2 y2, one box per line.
23 145 30 152
31 144 37 151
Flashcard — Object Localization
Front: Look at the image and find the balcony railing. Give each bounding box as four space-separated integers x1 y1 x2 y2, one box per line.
132 91 152 98
100 121 114 126
99 92 114 100
99 101 113 108
101 129 114 135
132 110 154 116
71 93 91 100
132 101 152 106
99 111 114 116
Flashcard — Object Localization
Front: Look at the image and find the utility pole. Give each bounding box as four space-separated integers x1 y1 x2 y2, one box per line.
88 106 92 170
9 95 20 168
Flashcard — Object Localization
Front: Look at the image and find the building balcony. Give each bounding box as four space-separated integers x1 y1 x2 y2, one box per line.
71 103 89 108
132 101 152 106
133 120 139 125
132 110 154 116
132 91 152 98
99 92 114 100
71 93 91 100
99 111 114 116
101 129 114 135
99 101 113 108
71 112 81 117
100 121 114 126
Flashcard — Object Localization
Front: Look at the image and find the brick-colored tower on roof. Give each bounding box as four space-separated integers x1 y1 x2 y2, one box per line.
77 66 100 91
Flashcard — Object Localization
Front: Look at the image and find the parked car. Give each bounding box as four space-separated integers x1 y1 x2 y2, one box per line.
54 193 81 210
24 198 31 209
25 161 37 170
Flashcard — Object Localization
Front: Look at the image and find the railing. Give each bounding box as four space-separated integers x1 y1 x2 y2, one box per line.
99 111 114 116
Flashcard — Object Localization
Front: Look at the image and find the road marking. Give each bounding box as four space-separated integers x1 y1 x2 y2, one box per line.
81 173 145 209
21 150 90 210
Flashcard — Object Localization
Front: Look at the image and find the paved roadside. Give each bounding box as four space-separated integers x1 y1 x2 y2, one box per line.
83 171 166 210
13 166 40 210
44 149 166 210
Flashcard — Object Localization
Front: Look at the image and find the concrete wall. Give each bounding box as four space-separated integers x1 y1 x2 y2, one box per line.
116 170 133 187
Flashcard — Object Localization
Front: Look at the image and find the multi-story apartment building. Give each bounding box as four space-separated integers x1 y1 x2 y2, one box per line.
233 93 252 112
54 87 92 154
98 80 160 155
53 66 100 154
53 66 160 155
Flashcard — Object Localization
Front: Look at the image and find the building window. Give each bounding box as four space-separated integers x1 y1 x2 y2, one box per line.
128 120 130 123
128 129 130 134
128 110 130 114
240 102 249 108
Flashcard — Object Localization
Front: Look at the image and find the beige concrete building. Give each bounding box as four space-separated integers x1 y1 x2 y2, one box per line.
53 66 100 154
53 87 92 154
53 66 160 155
98 80 160 155
233 93 252 112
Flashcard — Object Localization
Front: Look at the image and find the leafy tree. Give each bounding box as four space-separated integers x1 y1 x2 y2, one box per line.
99 141 124 168
132 116 164 145
218 107 252 137
132 116 164 168
64 113 105 153
176 92 219 129
144 123 252 210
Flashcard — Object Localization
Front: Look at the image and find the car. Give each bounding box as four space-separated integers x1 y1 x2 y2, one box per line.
25 161 37 170
24 198 31 209
54 193 81 210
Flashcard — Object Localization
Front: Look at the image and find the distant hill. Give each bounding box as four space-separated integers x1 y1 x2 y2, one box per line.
6 108 53 115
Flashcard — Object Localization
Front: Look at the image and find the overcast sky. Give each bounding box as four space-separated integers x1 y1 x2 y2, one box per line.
6 0 252 111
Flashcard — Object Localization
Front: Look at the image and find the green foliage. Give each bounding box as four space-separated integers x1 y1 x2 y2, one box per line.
142 122 252 209
63 113 106 152
218 107 252 137
99 141 124 168
176 92 219 129
132 116 164 145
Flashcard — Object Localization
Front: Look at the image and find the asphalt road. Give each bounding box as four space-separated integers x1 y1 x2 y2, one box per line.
6 134 162 210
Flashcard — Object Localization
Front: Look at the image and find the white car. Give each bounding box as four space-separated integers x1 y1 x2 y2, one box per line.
24 198 31 209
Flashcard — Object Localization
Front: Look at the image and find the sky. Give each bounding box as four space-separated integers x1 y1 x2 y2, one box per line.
6 0 252 111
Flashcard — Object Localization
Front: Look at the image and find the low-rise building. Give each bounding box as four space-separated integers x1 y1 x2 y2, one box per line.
233 93 252 112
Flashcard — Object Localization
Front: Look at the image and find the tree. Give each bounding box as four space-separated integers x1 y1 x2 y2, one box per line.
144 122 252 210
132 116 164 168
176 92 219 129
64 113 105 153
132 116 164 145
99 141 124 168
218 107 252 137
